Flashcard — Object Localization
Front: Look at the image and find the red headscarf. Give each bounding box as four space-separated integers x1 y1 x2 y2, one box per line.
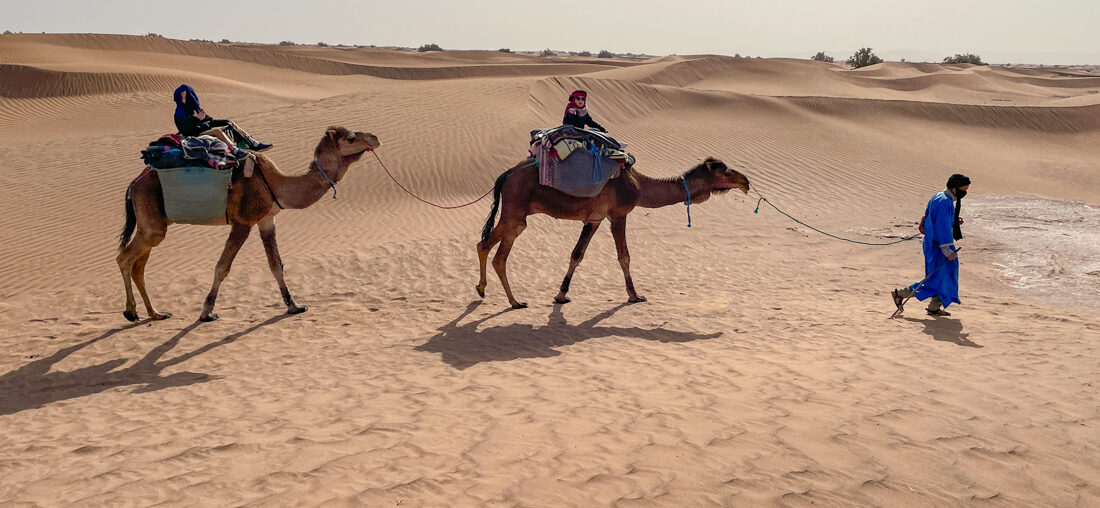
565 90 588 116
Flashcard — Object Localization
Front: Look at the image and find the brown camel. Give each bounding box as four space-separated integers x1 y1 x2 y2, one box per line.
476 157 751 308
117 126 380 322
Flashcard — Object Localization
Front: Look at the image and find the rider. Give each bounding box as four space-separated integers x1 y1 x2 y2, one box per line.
562 90 607 133
173 84 272 152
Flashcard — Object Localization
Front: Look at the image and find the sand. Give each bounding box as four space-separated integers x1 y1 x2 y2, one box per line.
1 34 1098 506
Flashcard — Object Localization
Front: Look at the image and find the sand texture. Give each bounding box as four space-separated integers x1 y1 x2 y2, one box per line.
1 34 1098 506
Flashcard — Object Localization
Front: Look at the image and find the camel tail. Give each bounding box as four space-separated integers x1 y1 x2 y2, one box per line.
480 170 511 246
119 192 136 249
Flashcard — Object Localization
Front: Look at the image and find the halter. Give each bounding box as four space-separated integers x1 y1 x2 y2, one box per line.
313 159 339 199
681 176 692 227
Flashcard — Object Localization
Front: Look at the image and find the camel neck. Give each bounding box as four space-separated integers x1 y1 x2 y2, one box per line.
264 155 346 209
636 172 711 208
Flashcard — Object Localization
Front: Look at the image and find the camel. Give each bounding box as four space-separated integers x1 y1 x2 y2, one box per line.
476 157 751 308
117 126 380 322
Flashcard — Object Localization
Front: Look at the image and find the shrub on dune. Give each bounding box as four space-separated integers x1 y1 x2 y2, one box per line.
598 50 615 58
811 51 835 63
846 47 883 68
943 53 987 65
418 43 443 52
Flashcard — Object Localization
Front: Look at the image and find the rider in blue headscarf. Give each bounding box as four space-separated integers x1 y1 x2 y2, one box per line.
172 84 271 152
892 174 971 316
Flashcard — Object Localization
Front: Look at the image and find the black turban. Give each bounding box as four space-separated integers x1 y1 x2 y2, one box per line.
947 174 971 189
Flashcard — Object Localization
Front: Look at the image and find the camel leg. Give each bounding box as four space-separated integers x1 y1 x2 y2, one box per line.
258 217 307 315
117 235 145 322
492 221 527 309
117 225 169 321
553 221 601 304
610 216 646 303
199 223 252 322
132 248 172 320
476 227 505 298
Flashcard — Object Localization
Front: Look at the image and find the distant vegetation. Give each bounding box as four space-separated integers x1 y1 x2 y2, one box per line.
220 38 232 44
278 40 296 46
569 50 592 57
189 38 213 43
498 48 510 53
943 53 987 65
2 30 12 35
145 32 164 38
317 41 328 47
733 53 741 58
598 50 615 58
417 43 442 52
846 47 883 68
539 48 555 57
811 51 835 63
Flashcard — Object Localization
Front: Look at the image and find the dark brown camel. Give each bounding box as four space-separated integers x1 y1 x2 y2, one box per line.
117 127 380 322
476 157 750 308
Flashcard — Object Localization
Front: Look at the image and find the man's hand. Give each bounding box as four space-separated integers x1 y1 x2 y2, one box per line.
947 251 958 261
192 110 208 120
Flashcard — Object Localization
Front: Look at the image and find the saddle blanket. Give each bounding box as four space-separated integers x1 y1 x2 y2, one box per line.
528 126 634 197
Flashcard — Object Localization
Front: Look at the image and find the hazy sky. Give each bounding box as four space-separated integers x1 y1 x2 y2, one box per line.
3 0 1098 64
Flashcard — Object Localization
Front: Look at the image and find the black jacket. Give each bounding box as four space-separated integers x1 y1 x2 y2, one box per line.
563 108 606 132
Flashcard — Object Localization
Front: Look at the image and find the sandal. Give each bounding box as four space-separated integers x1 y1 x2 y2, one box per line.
926 309 951 316
891 289 904 310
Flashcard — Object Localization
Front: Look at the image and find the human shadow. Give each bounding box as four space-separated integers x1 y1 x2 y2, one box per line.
416 301 724 369
902 316 982 348
0 313 295 415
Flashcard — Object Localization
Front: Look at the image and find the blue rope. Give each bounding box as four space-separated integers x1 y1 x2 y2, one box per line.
589 144 603 183
314 159 338 199
681 177 692 227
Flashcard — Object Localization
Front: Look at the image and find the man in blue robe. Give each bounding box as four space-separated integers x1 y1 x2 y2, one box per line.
892 174 971 316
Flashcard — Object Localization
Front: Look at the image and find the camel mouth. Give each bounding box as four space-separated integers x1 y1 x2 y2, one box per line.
342 148 372 164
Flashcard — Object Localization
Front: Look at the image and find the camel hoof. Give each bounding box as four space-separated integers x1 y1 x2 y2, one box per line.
628 295 648 304
475 286 485 298
123 310 139 322
151 312 172 320
511 302 528 309
199 313 219 322
288 305 308 315
554 296 571 304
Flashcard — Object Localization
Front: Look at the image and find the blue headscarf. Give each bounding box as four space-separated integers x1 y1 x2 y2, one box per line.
173 84 201 121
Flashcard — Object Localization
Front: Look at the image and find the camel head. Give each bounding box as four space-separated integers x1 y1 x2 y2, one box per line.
693 157 751 194
315 126 381 164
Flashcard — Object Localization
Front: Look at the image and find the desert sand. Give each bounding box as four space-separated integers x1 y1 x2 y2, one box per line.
1 34 1098 506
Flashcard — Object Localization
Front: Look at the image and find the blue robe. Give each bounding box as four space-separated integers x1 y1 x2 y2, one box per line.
911 191 961 307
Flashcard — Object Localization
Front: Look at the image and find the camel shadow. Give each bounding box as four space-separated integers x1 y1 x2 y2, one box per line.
416 301 724 369
0 313 295 416
902 316 982 348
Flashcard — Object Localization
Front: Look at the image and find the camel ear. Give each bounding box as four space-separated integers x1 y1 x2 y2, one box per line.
705 160 713 171
325 128 340 142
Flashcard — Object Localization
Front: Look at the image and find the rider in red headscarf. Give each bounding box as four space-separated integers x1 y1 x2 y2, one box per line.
562 90 607 132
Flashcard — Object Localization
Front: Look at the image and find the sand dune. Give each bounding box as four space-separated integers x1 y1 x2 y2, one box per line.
1 34 1098 506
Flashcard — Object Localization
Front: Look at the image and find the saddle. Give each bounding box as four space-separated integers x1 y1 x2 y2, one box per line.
528 126 635 197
